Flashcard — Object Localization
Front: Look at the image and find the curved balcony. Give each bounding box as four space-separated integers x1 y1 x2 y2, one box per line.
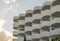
51 12 60 19
25 17 32 22
40 31 51 38
13 22 18 30
25 26 32 31
33 9 41 14
32 33 40 39
25 10 33 15
18 20 25 25
42 5 50 11
32 29 40 38
25 10 32 22
51 0 60 14
19 31 25 33
19 16 25 20
41 10 51 18
26 35 32 40
25 31 32 35
13 31 19 35
33 6 41 14
51 18 60 30
52 0 60 7
18 25 25 31
51 18 60 26
32 24 40 30
50 28 60 36
25 13 32 17
33 6 41 20
41 16 50 21
13 16 19 22
41 1 52 11
40 21 50 29
32 29 40 34
32 14 41 20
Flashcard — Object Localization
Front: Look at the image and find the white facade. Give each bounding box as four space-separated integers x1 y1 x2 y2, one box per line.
13 0 60 41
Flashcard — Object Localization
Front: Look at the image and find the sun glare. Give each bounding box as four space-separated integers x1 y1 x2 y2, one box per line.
0 19 17 41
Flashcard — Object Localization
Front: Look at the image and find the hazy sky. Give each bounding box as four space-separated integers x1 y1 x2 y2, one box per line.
0 0 52 33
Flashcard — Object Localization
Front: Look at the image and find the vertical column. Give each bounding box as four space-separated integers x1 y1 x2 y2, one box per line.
13 16 19 41
18 14 25 41
25 10 33 41
32 6 41 41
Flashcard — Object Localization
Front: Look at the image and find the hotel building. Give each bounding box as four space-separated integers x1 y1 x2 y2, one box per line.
13 0 60 41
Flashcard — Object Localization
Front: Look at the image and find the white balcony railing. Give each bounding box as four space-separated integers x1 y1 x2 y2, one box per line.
50 27 60 36
25 26 32 31
26 35 32 40
13 22 18 27
51 5 60 14
32 14 41 20
40 31 51 38
18 20 25 25
25 17 32 22
13 31 19 35
40 21 50 29
32 24 40 30
41 10 51 18
32 33 40 39
51 18 60 25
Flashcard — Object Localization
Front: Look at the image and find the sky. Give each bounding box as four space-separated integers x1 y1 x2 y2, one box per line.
0 0 52 33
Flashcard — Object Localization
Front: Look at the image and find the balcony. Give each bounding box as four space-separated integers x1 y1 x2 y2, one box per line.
33 9 41 14
41 10 51 18
32 34 40 39
52 0 60 7
51 0 60 14
13 31 19 35
26 35 32 40
13 16 19 22
25 17 32 22
33 6 41 20
32 14 41 20
42 5 50 11
51 18 60 26
18 20 25 25
25 26 32 31
19 31 25 33
50 28 60 36
13 22 18 30
40 21 50 29
40 31 50 38
51 12 60 19
25 31 32 35
32 24 40 30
